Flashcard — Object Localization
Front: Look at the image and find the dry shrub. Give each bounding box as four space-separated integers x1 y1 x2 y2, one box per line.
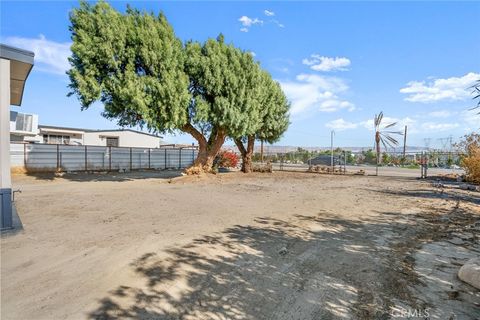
11 166 27 175
456 133 480 184
252 162 272 173
184 165 204 175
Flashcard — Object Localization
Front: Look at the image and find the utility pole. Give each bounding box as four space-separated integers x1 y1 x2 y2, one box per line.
330 130 335 172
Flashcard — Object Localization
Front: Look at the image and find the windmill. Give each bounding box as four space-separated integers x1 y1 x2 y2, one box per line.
374 111 403 175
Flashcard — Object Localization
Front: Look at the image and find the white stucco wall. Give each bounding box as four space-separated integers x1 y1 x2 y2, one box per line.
83 130 162 148
0 58 11 188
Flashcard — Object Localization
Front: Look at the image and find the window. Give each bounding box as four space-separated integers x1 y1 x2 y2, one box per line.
43 134 71 145
106 137 119 147
15 113 33 132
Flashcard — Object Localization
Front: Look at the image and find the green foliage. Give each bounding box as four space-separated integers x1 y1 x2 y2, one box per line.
67 2 289 172
362 149 377 165
254 71 290 143
185 37 264 138
68 1 190 132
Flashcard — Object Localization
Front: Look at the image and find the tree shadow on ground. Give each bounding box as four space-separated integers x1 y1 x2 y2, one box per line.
374 187 480 207
86 206 475 320
23 170 184 182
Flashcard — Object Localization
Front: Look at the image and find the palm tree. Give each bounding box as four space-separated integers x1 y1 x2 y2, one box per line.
374 111 403 175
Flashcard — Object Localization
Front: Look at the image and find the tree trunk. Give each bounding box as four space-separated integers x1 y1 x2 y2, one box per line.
182 123 226 173
235 135 255 173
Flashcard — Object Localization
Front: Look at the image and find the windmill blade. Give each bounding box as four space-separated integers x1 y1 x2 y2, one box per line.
377 112 384 125
380 137 389 150
384 130 403 135
385 135 400 145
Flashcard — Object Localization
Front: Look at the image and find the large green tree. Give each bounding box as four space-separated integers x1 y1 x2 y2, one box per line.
234 71 290 173
68 1 264 172
183 36 263 171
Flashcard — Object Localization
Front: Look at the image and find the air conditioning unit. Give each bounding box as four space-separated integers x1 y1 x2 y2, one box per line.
15 113 33 132
10 111 38 137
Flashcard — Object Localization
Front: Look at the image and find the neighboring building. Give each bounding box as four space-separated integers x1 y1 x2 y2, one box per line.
1 43 34 230
9 110 166 148
38 125 164 148
9 111 39 143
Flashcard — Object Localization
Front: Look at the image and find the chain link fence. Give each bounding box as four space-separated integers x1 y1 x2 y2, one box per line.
246 147 464 177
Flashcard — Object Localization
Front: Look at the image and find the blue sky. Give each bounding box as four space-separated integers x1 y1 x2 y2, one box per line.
1 1 479 148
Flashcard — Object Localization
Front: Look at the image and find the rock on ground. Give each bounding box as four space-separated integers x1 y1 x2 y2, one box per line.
458 258 480 290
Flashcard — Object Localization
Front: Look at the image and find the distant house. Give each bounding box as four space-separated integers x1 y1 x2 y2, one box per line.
9 113 165 148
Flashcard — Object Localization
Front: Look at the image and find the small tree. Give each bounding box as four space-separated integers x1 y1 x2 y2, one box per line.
373 112 402 175
456 133 480 184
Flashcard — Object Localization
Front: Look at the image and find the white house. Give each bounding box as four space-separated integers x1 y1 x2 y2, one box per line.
38 125 165 148
9 115 165 148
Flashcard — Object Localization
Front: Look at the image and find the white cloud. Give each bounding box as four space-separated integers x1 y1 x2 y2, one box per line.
4 34 71 75
238 16 264 32
400 72 480 103
273 20 284 28
420 122 459 132
264 10 275 16
279 73 355 115
461 109 480 128
428 110 454 118
302 55 351 72
238 16 263 27
249 51 256 57
326 118 358 131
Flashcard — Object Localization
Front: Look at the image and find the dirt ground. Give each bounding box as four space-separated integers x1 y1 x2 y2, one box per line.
1 171 479 320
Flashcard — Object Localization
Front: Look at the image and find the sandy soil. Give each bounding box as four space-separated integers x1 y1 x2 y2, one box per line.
1 171 479 320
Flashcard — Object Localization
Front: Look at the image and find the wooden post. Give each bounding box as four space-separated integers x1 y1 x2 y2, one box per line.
403 125 407 162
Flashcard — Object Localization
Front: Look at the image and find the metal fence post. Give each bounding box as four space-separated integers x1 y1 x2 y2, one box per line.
179 148 182 169
130 147 132 171
85 145 87 171
148 148 151 169
23 143 26 169
165 148 167 169
56 144 60 171
109 146 112 171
